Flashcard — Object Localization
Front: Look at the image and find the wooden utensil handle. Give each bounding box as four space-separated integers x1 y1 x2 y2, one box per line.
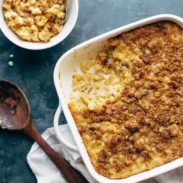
24 122 88 183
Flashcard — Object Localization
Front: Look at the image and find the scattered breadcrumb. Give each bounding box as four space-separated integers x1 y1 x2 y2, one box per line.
8 61 14 66
9 54 14 58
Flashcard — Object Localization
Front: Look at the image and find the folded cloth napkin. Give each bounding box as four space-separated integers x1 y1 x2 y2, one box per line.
27 124 183 183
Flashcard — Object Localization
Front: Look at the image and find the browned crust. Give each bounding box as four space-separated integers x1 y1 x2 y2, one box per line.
69 21 183 179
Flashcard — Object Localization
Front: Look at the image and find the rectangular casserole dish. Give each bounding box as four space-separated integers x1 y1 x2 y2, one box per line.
54 14 183 183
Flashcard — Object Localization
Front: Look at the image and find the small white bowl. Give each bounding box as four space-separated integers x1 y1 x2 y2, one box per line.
0 0 78 50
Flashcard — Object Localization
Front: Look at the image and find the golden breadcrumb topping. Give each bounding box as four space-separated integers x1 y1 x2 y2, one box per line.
69 22 183 179
3 0 66 42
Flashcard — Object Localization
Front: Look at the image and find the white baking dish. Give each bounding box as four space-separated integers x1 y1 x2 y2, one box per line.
53 14 183 183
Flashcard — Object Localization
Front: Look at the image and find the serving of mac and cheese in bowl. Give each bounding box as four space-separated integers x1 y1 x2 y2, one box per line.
0 0 78 50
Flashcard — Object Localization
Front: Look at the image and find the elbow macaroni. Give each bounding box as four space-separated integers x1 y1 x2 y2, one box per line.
3 0 66 42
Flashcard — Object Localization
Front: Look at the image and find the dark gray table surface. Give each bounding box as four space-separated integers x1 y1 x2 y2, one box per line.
0 0 183 182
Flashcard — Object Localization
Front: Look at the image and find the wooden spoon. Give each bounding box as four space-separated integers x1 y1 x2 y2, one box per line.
0 80 88 183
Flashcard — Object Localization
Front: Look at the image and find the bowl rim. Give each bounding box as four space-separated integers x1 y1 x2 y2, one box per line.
54 14 183 183
0 0 79 50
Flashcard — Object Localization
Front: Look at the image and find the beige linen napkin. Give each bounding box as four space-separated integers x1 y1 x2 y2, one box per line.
27 124 183 183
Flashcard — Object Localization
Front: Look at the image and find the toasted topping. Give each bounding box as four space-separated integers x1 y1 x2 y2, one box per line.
69 22 183 179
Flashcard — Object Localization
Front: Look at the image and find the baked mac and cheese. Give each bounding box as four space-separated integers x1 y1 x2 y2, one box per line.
3 0 66 42
69 22 183 179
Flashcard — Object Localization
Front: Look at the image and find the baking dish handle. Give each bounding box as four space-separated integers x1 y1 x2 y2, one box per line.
54 104 78 152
